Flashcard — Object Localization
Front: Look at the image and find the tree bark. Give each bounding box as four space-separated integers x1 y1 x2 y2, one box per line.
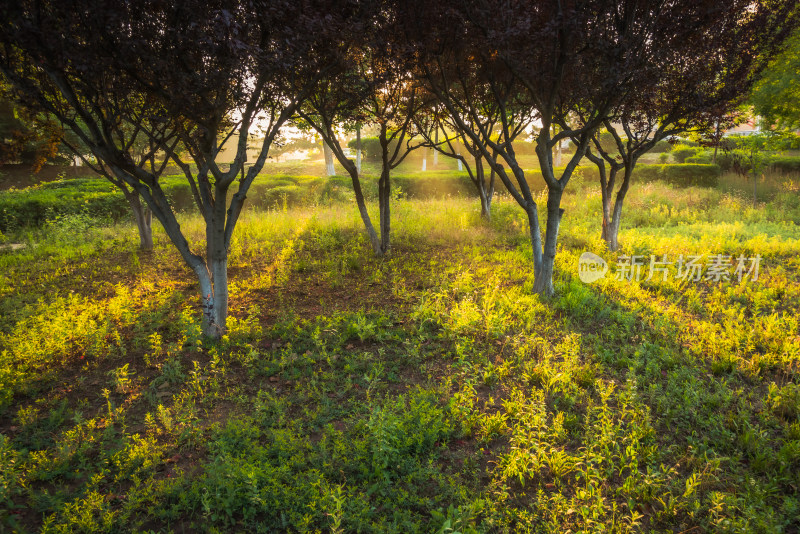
607 202 622 252
123 189 153 250
304 118 382 256
522 201 543 278
600 188 612 244
532 188 564 296
323 140 335 176
473 155 494 218
604 166 632 252
341 155 381 255
210 192 229 333
590 145 633 253
378 125 392 255
479 190 492 219
356 126 362 175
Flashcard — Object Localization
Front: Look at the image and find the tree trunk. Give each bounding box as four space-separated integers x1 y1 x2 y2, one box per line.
474 156 493 218
191 256 226 340
191 262 219 339
524 202 544 281
124 189 153 250
479 191 492 219
211 255 228 333
343 157 381 255
606 201 623 252
323 140 335 176
205 192 231 337
597 160 631 253
356 126 362 175
532 188 564 296
605 169 632 252
712 121 720 163
379 167 390 254
600 188 612 245
378 126 391 255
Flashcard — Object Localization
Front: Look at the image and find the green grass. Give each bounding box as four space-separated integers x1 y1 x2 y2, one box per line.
0 171 799 532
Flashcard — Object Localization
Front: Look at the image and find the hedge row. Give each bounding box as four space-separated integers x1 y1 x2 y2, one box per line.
0 179 133 232
0 164 722 231
631 164 720 187
713 153 800 173
768 156 800 174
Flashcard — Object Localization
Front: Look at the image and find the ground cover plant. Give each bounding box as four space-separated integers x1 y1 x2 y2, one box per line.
0 165 799 533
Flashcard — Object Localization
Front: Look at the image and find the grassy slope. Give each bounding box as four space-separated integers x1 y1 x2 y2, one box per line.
0 177 799 532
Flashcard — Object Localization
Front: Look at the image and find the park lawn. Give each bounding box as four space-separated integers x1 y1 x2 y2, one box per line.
0 178 799 533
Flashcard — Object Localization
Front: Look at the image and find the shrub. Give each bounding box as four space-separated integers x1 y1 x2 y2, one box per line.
686 153 712 164
632 164 720 187
393 173 473 199
662 164 720 187
347 137 399 162
261 185 306 208
0 176 200 232
0 178 128 232
768 156 800 174
671 145 700 163
715 152 735 171
632 164 663 182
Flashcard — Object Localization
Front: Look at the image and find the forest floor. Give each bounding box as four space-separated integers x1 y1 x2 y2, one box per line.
1 175 799 533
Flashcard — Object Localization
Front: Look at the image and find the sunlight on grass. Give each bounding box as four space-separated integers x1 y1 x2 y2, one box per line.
1 175 799 532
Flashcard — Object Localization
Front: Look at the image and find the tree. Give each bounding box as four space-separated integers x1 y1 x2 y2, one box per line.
577 0 797 251
406 1 659 294
0 94 62 171
416 106 502 219
751 29 800 130
0 80 95 172
2 80 155 246
0 0 343 338
297 1 423 256
722 133 789 208
407 0 799 295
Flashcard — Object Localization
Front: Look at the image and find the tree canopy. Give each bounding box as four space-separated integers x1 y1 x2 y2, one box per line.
751 29 800 129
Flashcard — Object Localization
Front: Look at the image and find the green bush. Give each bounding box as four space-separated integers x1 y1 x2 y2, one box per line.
716 152 734 171
393 173 474 199
632 164 720 187
671 145 700 163
0 178 130 232
347 137 399 162
662 164 720 187
686 153 712 164
768 156 800 174
261 185 306 208
631 164 663 182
